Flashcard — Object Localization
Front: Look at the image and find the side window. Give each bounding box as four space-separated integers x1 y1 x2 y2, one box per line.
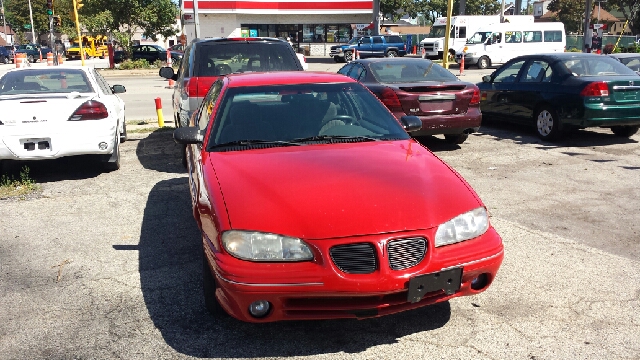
349 64 366 81
361 36 371 44
177 45 192 79
92 69 110 94
523 31 542 42
458 26 466 39
505 31 522 43
373 37 383 44
338 63 354 76
490 32 502 44
197 80 223 131
492 60 525 83
522 60 553 83
544 31 562 42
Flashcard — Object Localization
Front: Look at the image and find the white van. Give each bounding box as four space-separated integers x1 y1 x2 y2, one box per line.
455 22 565 69
420 15 534 60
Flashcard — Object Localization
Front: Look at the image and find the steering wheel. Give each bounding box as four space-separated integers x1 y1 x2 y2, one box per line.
330 115 357 125
216 63 232 75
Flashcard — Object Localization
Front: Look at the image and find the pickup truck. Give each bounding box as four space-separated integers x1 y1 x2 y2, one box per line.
330 35 407 63
14 44 52 63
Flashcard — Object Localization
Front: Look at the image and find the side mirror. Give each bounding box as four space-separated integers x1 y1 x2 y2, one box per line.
159 66 176 80
400 115 422 132
482 75 492 83
111 84 126 94
174 127 204 145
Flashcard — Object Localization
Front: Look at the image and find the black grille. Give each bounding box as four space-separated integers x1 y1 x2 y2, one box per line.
330 243 377 274
388 238 426 270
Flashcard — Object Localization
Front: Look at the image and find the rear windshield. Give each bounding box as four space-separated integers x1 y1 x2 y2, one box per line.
563 57 638 76
195 42 300 76
369 61 459 83
0 69 93 94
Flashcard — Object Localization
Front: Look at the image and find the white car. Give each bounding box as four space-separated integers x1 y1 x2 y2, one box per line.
0 66 126 171
296 53 309 70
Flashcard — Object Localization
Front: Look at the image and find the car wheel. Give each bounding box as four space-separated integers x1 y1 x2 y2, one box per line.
345 51 353 62
444 134 469 144
535 107 562 141
333 57 339 63
102 133 121 171
386 50 398 58
202 246 224 316
477 56 490 69
3 56 8 64
27 55 34 63
610 125 639 137
120 122 128 143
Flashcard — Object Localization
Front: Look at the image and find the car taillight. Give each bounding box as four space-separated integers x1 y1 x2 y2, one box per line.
68 100 108 120
470 85 481 105
186 77 215 98
380 87 401 108
580 81 609 97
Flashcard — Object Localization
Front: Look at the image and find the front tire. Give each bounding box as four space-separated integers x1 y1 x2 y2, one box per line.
444 134 469 144
477 56 490 69
611 125 639 137
386 50 398 58
28 55 34 63
535 107 562 141
344 51 353 62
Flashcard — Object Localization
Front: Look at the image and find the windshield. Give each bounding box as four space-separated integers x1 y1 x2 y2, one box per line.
0 69 94 94
370 60 458 83
467 31 493 44
348 37 360 45
428 25 446 38
17 45 35 50
207 82 410 150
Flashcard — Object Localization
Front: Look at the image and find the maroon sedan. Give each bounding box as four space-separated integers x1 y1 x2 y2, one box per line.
338 58 481 144
174 71 503 323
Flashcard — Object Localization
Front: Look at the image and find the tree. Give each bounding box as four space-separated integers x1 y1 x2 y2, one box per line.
5 0 51 44
607 0 640 35
547 0 587 33
386 0 501 25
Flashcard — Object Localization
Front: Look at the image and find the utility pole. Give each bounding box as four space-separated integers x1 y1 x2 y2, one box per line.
500 0 506 22
1 0 7 45
372 0 380 35
193 0 201 38
28 0 36 44
583 0 593 52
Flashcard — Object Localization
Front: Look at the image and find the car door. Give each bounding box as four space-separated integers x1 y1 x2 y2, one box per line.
508 59 557 123
188 80 223 215
485 31 505 64
480 59 526 120
357 36 373 57
372 36 385 57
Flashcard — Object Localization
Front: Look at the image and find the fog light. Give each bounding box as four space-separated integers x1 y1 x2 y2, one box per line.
248 300 271 318
98 142 108 150
470 273 489 290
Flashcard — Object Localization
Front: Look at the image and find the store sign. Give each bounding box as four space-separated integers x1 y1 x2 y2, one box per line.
182 13 195 25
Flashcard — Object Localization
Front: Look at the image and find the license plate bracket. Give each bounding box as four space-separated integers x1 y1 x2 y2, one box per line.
407 268 463 303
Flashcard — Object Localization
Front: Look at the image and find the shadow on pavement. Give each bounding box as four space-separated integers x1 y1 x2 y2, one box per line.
135 129 186 173
138 178 452 358
0 155 105 183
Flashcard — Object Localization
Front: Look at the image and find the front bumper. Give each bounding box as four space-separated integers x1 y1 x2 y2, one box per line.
205 227 504 322
455 53 480 65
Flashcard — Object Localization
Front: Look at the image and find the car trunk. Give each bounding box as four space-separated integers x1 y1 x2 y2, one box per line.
395 83 470 116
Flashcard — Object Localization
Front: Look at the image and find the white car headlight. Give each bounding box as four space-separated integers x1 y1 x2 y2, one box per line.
435 207 489 247
222 230 314 261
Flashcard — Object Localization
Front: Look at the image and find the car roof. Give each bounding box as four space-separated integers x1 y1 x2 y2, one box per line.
3 66 93 75
512 53 616 61
225 71 356 88
355 58 433 65
607 53 640 58
190 37 287 46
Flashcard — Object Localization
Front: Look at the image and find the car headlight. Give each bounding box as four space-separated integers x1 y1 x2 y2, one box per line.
434 207 489 247
222 230 314 261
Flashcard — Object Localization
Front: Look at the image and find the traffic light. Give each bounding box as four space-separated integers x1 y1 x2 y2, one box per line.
47 0 53 15
76 0 83 10
53 16 61 28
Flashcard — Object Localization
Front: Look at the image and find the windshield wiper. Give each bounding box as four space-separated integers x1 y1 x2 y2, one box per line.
290 135 381 143
210 139 305 148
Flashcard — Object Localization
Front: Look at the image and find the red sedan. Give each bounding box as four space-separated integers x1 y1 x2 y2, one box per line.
174 71 503 323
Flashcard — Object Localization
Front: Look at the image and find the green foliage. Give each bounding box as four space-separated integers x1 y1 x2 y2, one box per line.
567 47 582 52
118 58 151 69
547 0 585 33
0 166 38 199
384 0 502 25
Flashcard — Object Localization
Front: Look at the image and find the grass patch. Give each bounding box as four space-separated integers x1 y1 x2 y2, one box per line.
128 126 175 134
0 166 40 199
126 119 153 125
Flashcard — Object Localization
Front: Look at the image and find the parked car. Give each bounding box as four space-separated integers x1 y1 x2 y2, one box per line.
14 43 52 63
4 45 16 63
113 50 126 64
159 37 304 165
131 44 182 64
607 53 640 73
169 44 185 53
0 46 11 64
338 58 481 144
330 35 407 63
0 66 127 171
172 71 504 323
477 53 640 140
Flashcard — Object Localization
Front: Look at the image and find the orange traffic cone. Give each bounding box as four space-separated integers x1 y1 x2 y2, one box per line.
166 78 175 89
459 54 464 76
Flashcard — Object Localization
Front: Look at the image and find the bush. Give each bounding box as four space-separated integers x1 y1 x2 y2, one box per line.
118 59 151 69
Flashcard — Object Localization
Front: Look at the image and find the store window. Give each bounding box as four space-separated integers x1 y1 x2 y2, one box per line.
326 25 351 43
277 24 299 42
303 24 325 42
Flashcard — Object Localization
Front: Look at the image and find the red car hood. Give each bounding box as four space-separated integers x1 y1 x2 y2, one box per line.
211 140 482 239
